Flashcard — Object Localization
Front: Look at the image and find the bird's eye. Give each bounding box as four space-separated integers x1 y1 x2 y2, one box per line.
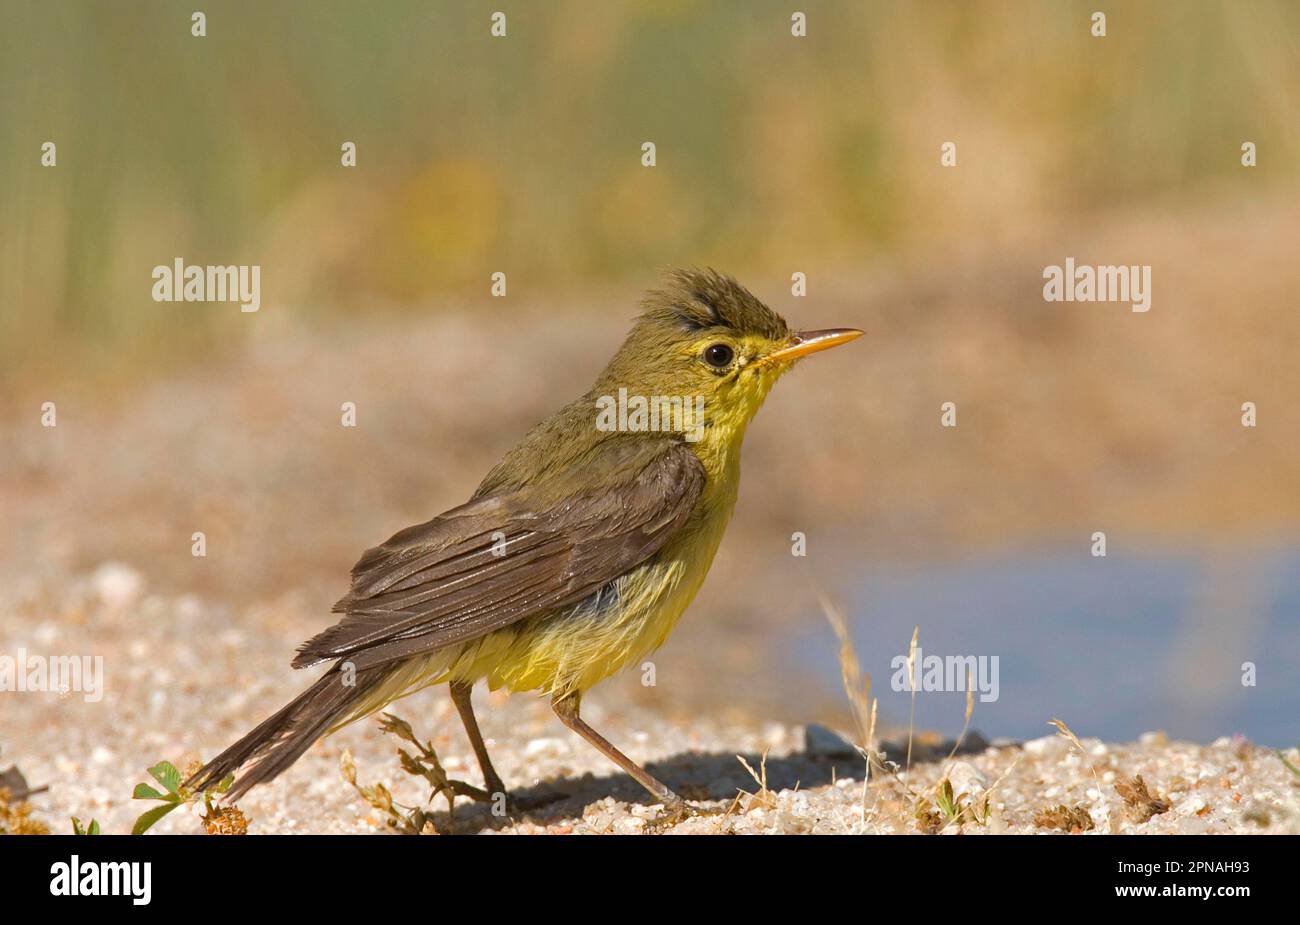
702 343 734 368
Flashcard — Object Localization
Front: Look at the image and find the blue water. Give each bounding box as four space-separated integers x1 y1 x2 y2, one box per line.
791 544 1300 746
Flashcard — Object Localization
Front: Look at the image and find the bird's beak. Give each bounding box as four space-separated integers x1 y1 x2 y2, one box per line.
760 328 864 365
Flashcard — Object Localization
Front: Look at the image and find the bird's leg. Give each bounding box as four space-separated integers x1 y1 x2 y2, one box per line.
449 681 507 800
551 692 687 814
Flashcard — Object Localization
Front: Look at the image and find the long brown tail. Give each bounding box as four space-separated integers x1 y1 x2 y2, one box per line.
185 662 395 803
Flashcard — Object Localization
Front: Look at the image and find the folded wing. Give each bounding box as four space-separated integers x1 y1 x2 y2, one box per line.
293 437 706 670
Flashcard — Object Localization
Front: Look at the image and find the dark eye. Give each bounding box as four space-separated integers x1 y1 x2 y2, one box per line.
703 343 734 368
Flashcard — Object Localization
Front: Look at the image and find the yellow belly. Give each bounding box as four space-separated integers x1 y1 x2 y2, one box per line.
334 491 734 728
345 442 744 718
430 474 737 698
484 558 704 695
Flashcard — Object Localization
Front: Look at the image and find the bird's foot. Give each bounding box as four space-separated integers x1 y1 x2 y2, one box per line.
458 780 567 817
646 798 720 832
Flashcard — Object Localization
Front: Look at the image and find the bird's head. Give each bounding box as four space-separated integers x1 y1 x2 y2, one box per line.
592 269 862 450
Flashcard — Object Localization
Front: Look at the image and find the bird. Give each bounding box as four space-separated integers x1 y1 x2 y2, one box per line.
186 268 862 819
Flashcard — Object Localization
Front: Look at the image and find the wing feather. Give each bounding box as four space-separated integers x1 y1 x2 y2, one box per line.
292 439 705 669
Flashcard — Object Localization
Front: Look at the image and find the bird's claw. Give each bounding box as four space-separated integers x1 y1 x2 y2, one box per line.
647 798 719 831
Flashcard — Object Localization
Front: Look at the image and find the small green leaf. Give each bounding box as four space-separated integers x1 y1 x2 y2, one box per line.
71 817 100 835
214 773 235 794
131 801 183 835
1278 750 1300 780
148 761 182 795
133 783 167 801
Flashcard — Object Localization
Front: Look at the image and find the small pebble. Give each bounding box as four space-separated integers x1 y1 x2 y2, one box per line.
803 723 858 759
1023 735 1067 757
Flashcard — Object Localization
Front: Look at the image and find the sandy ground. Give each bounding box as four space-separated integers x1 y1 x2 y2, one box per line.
3 566 1297 835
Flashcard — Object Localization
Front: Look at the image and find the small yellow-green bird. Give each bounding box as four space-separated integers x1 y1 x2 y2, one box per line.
188 269 861 816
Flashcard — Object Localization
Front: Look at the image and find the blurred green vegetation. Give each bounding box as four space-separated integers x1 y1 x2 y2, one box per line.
1 0 1296 370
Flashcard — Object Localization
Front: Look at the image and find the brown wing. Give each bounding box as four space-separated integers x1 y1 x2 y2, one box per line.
293 438 706 671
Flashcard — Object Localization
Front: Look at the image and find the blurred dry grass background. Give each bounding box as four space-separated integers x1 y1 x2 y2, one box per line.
1 1 1298 731
2 0 1297 371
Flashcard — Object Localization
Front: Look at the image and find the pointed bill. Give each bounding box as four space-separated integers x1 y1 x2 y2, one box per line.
760 328 863 365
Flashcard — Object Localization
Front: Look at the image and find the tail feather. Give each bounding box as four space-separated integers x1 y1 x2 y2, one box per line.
186 663 395 803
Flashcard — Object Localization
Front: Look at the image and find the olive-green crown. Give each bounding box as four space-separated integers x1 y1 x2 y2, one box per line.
639 268 789 341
